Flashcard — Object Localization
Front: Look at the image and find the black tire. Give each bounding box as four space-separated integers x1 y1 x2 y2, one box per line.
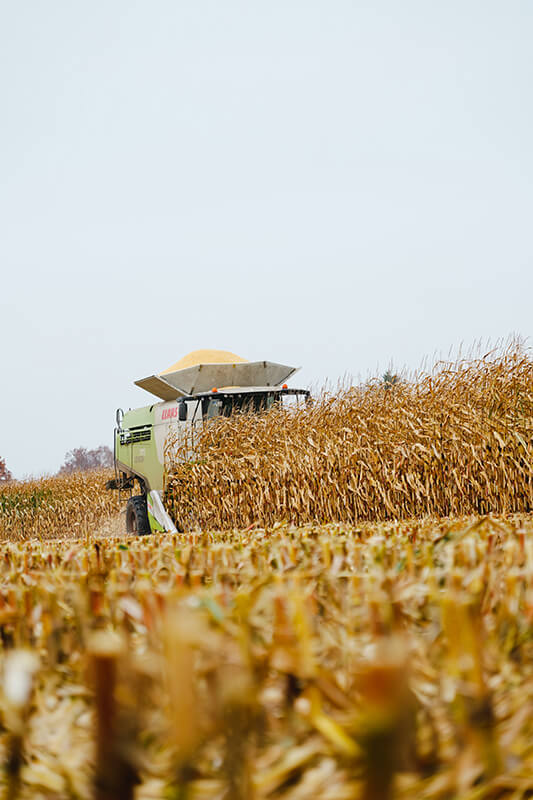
125 495 151 535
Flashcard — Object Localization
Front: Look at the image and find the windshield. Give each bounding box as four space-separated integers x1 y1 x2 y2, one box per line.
203 393 277 419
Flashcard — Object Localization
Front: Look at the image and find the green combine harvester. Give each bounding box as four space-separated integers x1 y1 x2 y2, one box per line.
107 349 310 534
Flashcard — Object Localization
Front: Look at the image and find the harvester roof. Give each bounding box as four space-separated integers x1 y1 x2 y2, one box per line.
135 349 299 401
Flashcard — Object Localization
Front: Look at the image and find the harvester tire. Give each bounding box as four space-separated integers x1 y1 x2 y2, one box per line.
125 495 151 536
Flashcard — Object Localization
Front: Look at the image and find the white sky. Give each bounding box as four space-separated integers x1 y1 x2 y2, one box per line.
1 1 531 478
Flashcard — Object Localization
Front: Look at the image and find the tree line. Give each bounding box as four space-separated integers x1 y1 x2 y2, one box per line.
0 446 113 483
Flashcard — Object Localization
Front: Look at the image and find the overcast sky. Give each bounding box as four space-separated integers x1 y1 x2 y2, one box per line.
1 1 531 478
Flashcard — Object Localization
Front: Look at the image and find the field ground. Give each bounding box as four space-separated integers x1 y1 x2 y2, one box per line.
1 513 533 799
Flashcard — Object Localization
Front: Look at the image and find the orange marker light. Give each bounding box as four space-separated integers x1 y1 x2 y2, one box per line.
282 384 288 389
212 387 218 393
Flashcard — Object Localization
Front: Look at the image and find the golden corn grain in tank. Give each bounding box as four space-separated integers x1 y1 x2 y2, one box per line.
160 348 248 374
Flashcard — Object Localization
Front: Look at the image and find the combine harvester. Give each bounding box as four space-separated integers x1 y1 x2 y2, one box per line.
107 349 310 534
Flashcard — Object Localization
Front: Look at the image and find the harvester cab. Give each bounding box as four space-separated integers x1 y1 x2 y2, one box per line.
107 350 310 534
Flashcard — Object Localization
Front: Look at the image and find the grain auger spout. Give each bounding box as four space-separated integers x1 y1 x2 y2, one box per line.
107 349 310 534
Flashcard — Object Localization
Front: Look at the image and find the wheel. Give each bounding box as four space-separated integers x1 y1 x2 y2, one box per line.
125 495 151 535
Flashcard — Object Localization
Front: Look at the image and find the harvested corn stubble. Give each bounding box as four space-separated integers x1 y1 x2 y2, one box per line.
0 516 531 797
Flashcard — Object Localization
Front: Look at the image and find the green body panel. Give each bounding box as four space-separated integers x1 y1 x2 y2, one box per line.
115 404 165 492
122 406 154 428
147 507 165 532
146 490 167 532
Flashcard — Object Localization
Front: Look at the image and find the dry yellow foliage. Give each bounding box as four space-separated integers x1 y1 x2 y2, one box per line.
0 341 532 798
0 471 120 541
165 342 533 530
0 516 532 798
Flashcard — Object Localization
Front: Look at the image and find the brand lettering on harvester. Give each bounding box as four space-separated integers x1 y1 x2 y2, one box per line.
161 407 178 421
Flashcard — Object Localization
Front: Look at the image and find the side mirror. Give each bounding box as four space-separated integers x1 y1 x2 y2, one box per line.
116 408 124 429
178 402 187 422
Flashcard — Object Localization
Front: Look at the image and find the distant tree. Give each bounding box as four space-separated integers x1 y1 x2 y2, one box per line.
382 370 399 387
58 446 113 474
0 457 12 483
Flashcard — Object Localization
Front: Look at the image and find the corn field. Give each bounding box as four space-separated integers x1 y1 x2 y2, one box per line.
165 343 533 530
1 516 533 798
0 342 532 798
0 471 120 541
